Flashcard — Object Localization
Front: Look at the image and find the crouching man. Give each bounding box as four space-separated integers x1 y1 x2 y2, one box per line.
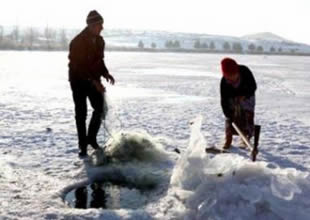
220 57 257 149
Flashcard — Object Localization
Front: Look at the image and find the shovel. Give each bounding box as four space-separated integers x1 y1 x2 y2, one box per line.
232 122 261 162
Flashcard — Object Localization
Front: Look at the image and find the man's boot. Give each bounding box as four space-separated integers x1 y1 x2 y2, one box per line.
88 139 100 150
88 110 102 150
78 148 87 158
76 117 88 157
223 133 232 149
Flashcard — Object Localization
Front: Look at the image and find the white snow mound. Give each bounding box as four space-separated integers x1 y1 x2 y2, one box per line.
170 115 310 220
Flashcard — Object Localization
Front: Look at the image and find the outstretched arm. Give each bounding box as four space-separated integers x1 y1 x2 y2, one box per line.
101 60 115 85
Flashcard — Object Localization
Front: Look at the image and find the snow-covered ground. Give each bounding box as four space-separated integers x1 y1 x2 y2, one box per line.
0 51 310 219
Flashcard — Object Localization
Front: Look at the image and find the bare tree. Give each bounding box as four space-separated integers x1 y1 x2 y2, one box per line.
223 42 231 51
173 40 180 48
138 40 144 49
60 29 68 50
12 25 20 44
209 41 216 50
194 39 201 49
44 25 56 50
256 45 264 53
0 25 3 43
25 27 38 50
201 42 208 49
232 42 243 53
165 40 173 48
248 43 256 53
165 40 180 49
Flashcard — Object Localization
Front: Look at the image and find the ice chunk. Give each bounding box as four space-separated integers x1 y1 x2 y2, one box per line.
168 115 310 220
170 115 208 189
271 175 301 200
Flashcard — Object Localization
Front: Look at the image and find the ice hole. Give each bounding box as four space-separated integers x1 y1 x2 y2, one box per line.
65 180 155 210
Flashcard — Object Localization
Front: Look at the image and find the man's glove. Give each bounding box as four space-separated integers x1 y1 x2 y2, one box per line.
106 74 115 85
92 80 106 93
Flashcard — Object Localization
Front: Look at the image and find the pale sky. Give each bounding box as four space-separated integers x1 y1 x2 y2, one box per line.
0 0 309 44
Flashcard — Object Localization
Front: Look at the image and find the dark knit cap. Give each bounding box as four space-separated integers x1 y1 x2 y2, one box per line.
221 57 239 77
86 10 103 25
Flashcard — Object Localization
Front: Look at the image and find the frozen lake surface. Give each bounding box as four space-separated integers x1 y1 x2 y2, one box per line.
0 51 310 219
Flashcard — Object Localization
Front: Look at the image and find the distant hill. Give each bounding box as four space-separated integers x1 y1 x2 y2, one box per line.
104 29 310 55
242 32 290 42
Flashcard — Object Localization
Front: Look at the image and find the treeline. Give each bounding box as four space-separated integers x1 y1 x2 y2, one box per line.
0 25 69 50
137 39 303 55
0 25 308 56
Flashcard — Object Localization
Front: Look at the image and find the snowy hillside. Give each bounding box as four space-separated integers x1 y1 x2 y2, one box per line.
242 32 289 42
104 29 310 54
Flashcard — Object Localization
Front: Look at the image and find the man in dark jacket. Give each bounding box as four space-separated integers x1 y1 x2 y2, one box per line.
220 57 257 149
68 10 115 157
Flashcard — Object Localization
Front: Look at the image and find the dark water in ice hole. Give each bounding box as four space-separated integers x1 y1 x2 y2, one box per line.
65 181 155 209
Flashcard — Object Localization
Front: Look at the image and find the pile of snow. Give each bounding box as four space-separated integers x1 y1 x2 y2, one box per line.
170 116 310 220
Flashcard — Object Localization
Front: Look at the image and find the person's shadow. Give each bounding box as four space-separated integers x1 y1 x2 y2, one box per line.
259 146 309 172
75 186 87 209
90 182 107 208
